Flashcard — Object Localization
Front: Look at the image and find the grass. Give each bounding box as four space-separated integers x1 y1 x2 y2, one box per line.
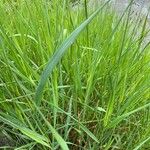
0 0 150 149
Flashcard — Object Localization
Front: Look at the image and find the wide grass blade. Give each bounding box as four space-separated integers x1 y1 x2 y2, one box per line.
0 114 50 148
35 0 111 106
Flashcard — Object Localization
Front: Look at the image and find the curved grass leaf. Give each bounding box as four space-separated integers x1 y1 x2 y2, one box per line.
0 114 50 148
35 0 111 106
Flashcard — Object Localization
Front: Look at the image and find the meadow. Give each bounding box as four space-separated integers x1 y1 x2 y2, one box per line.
0 0 150 149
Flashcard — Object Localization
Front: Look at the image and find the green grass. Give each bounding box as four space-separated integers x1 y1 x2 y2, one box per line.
0 0 150 149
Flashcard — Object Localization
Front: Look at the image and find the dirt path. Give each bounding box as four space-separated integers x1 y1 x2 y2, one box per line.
72 0 150 18
111 0 150 17
71 0 150 46
111 0 150 45
88 0 150 17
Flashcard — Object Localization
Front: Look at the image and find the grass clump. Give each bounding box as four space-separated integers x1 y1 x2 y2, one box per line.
0 0 150 149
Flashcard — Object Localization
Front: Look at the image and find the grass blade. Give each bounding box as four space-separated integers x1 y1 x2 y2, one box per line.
0 114 50 148
35 0 111 106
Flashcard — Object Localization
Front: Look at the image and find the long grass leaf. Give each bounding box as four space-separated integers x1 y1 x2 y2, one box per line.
35 0 111 106
0 114 50 148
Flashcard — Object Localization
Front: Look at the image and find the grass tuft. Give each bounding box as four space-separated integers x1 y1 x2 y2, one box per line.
0 0 150 149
